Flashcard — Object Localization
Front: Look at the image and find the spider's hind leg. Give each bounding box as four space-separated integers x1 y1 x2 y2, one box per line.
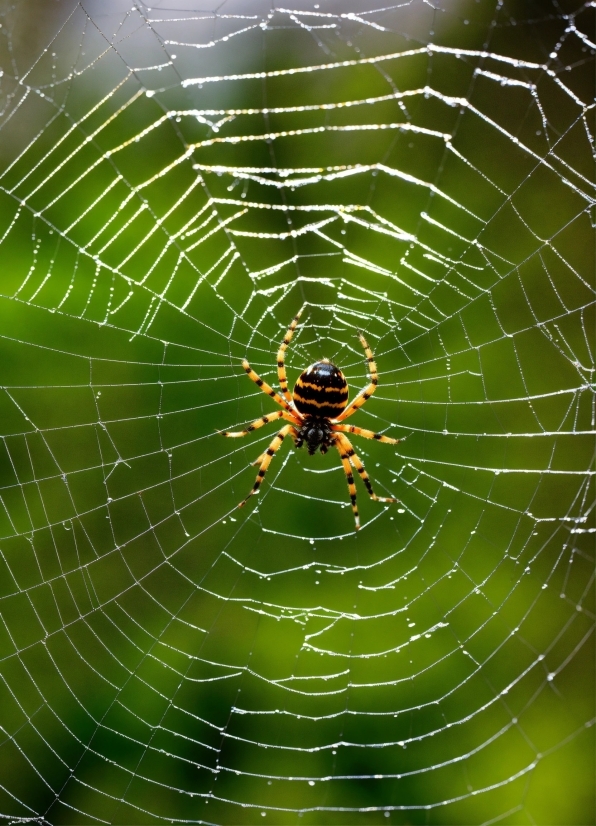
277 308 303 404
242 360 295 413
332 332 379 423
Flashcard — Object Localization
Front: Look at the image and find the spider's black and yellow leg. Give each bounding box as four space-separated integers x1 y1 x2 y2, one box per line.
333 332 378 423
221 409 300 438
277 308 303 404
335 433 398 504
332 423 399 445
252 426 298 466
334 436 360 530
242 360 295 413
239 424 296 507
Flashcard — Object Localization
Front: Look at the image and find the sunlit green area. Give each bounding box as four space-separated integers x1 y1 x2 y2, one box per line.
0 1 593 824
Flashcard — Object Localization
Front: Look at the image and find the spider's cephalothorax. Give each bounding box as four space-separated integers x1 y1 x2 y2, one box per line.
221 308 400 530
295 416 334 455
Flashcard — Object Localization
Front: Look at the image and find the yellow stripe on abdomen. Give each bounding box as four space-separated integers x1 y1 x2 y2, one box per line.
293 361 348 418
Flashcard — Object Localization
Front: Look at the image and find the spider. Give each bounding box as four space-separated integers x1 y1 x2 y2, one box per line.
221 310 399 530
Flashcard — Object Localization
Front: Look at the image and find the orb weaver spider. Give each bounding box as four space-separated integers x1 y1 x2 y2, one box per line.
222 310 399 530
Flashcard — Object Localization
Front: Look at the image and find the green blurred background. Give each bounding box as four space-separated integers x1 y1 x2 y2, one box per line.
0 0 593 823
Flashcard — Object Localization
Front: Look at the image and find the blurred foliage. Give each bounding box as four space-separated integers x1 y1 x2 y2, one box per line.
0 1 593 824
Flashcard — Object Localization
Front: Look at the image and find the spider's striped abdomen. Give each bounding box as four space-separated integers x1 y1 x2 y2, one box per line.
293 359 348 419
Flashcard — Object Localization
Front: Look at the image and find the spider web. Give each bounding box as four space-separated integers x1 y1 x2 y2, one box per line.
0 0 594 823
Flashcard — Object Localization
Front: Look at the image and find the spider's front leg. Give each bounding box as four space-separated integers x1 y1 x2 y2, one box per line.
332 423 399 445
335 432 398 504
252 425 299 466
334 435 360 530
239 424 297 507
220 409 299 438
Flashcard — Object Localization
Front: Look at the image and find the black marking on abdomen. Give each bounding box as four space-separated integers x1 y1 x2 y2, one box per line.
294 382 347 406
293 361 348 418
